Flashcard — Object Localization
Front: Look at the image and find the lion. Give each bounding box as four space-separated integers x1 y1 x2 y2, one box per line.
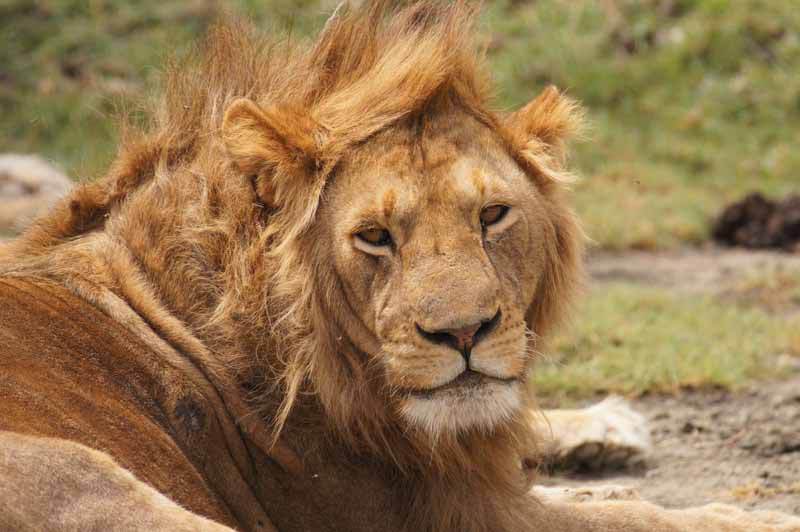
1 2 798 531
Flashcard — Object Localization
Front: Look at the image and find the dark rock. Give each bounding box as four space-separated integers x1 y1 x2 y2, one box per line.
0 154 72 235
712 192 800 251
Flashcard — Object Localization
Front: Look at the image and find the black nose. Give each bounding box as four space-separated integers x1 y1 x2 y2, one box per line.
416 310 501 361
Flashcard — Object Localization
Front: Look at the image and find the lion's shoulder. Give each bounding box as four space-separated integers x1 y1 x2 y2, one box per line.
0 276 234 525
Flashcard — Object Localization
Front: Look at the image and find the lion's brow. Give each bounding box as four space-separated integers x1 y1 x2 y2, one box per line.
382 189 397 219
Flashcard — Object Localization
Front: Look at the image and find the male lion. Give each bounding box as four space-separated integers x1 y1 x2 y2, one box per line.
1 2 798 531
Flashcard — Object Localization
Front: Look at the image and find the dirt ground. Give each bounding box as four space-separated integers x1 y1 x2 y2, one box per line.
589 246 800 300
545 377 800 514
543 248 800 515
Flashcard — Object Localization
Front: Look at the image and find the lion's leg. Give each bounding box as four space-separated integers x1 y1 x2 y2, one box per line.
0 431 234 532
534 396 651 471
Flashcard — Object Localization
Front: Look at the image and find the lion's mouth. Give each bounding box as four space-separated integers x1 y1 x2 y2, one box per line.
399 370 524 432
408 370 518 399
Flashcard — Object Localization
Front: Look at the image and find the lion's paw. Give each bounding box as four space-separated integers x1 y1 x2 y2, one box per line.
545 396 652 471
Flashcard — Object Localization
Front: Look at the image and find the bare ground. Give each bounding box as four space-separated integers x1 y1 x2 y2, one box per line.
544 247 800 515
545 377 800 514
589 246 800 299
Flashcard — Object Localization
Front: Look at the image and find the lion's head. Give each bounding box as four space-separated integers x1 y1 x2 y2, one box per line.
218 2 584 451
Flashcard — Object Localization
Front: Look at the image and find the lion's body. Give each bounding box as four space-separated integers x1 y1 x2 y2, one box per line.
0 277 530 531
0 276 253 529
1 2 799 531
0 274 409 532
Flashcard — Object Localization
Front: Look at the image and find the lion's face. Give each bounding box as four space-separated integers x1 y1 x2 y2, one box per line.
223 79 580 442
322 112 549 435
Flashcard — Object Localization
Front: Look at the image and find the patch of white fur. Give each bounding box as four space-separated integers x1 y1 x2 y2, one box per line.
352 234 392 256
449 158 482 198
400 380 521 436
579 396 651 453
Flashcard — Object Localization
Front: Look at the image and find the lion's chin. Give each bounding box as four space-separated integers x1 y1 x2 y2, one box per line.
399 373 522 436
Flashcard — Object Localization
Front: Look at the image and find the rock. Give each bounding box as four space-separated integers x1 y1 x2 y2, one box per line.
0 154 72 236
712 192 800 251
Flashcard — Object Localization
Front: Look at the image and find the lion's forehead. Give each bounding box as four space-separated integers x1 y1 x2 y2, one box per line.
335 130 524 232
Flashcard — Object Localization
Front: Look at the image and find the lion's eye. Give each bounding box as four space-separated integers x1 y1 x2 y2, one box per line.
356 228 393 247
480 205 509 227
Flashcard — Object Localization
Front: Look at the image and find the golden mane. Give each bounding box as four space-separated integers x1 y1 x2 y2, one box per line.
10 0 583 505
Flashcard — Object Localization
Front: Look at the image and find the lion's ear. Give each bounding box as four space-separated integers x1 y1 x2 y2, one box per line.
222 98 319 207
506 86 583 164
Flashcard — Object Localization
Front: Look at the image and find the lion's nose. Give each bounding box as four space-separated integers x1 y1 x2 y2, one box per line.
416 310 501 361
444 323 482 353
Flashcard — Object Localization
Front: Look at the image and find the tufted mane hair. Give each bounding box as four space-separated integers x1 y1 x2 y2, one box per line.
21 0 511 241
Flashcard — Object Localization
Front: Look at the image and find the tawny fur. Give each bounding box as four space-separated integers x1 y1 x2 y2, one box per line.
1 2 799 532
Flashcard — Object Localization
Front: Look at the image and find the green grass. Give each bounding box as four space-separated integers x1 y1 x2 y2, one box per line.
0 0 324 180
485 0 800 249
533 283 800 401
722 264 800 314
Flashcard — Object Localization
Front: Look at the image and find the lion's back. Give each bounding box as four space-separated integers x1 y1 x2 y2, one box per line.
0 276 233 526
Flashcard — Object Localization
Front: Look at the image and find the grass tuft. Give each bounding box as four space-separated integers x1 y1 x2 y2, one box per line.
534 282 800 400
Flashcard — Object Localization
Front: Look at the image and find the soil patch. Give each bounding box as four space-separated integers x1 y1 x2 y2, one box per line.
543 376 800 515
589 246 800 294
541 249 800 515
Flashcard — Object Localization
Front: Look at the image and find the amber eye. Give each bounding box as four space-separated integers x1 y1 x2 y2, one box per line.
480 205 509 227
356 227 393 247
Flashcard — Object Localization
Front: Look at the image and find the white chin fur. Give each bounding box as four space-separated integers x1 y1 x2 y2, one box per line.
400 380 521 437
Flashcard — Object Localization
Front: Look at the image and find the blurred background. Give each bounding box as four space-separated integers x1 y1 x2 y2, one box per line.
1 0 799 510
